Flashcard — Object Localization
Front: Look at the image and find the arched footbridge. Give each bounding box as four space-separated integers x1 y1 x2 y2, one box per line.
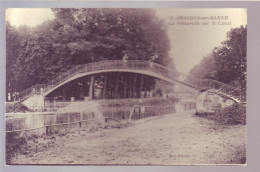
18 60 246 104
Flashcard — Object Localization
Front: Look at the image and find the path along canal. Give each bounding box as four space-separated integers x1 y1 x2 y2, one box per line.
10 111 246 165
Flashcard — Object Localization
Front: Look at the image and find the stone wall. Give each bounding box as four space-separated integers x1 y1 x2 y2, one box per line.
22 94 45 110
196 91 235 114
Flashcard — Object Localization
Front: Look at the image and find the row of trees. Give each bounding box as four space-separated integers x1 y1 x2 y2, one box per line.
188 25 247 93
6 9 177 101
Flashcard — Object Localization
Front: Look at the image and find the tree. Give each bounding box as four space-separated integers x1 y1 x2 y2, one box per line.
50 9 172 65
188 53 216 79
189 25 247 92
213 25 247 91
6 22 20 100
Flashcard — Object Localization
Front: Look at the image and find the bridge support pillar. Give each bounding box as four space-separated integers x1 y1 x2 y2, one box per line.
196 90 236 114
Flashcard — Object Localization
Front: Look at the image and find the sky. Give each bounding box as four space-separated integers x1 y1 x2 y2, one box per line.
6 8 247 75
156 8 247 74
6 8 55 27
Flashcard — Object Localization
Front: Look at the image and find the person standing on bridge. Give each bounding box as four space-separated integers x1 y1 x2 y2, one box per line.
122 53 128 67
149 54 158 69
40 87 44 94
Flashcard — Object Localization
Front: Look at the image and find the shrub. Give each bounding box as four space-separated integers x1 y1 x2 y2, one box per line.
218 103 246 125
196 103 246 126
6 102 31 113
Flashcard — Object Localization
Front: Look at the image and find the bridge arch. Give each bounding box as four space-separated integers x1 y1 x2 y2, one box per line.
43 68 197 97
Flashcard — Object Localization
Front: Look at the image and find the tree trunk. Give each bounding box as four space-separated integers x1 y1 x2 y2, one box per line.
139 74 144 98
124 78 127 99
114 73 119 99
144 75 148 98
102 74 107 99
62 89 66 101
89 75 94 100
132 74 137 98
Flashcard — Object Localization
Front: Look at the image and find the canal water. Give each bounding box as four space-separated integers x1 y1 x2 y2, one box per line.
6 101 196 135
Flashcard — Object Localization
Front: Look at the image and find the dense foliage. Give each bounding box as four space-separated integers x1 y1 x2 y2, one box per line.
6 9 176 101
195 104 246 126
189 26 247 93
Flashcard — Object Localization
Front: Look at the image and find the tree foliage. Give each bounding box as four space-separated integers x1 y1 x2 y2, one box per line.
188 53 216 79
6 8 175 100
50 9 171 64
6 22 20 99
189 25 247 92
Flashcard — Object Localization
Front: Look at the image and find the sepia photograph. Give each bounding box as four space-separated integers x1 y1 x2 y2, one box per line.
5 8 247 165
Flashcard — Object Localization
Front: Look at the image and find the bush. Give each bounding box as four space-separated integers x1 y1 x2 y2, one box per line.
220 103 246 125
6 102 31 113
196 103 246 126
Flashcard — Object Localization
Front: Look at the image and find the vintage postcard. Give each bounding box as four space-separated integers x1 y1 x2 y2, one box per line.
5 8 247 165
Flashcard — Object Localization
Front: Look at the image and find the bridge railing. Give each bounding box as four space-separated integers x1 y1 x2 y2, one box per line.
19 84 46 100
148 63 244 101
43 60 163 94
18 60 152 100
18 60 245 102
183 76 243 101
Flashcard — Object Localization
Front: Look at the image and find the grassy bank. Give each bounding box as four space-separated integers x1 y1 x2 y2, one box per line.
6 119 131 164
195 103 246 126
